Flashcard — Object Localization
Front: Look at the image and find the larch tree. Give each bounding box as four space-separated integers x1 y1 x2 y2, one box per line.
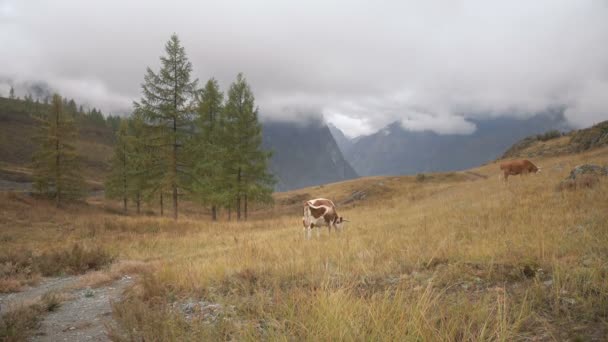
32 94 84 207
192 78 225 221
222 73 274 220
134 33 198 220
105 119 132 213
128 112 155 215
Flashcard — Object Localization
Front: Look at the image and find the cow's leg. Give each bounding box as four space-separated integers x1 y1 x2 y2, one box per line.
306 226 312 240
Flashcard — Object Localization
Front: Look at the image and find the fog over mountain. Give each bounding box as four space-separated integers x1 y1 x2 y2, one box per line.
263 119 358 191
332 110 571 177
1 0 607 137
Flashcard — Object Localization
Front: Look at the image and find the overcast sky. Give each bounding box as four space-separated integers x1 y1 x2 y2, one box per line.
1 0 607 137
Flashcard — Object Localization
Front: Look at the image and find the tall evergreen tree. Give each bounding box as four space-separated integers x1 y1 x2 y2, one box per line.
128 112 155 215
9 86 15 99
32 94 84 207
222 73 274 220
105 119 132 213
192 78 225 221
134 33 198 220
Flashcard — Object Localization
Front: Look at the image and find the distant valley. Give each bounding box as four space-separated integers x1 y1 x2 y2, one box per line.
330 111 571 176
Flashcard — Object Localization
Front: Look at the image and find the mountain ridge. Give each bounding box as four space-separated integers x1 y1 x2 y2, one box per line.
329 111 571 176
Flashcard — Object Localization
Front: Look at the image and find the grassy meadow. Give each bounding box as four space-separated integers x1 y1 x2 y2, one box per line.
1 147 608 341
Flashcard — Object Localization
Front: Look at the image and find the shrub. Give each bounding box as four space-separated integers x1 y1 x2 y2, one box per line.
36 244 115 276
536 130 562 141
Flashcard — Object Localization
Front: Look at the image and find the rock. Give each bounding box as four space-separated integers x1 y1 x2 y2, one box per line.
181 302 198 314
343 190 367 204
557 165 605 191
567 164 608 180
562 297 576 305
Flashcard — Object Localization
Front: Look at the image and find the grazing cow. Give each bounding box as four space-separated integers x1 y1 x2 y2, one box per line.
499 159 541 181
302 198 346 238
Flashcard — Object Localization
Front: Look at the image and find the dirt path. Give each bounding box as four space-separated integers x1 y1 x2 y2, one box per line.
0 276 80 310
0 275 133 342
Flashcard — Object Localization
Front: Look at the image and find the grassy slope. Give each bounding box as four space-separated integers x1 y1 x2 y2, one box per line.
2 145 607 340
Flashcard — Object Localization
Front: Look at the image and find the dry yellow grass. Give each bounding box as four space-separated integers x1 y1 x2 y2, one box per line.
1 147 608 341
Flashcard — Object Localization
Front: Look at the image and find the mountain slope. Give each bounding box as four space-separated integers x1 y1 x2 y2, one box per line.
343 111 570 176
502 119 608 159
328 123 354 155
262 119 358 191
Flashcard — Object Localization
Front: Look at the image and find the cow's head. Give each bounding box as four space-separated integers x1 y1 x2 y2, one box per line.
335 216 349 229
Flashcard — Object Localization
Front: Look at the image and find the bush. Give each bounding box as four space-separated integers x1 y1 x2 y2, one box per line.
416 173 426 182
0 243 114 291
536 130 562 141
36 244 115 276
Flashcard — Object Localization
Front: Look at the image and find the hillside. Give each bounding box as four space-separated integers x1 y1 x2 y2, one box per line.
333 112 569 176
2 144 607 340
502 120 608 159
0 97 357 192
0 97 116 190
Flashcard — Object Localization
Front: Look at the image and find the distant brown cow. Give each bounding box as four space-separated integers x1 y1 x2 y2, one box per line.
499 159 541 181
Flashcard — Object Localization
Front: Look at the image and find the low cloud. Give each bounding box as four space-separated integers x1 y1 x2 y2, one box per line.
1 0 607 134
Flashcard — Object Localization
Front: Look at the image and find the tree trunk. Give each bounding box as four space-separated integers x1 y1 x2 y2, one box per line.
236 168 241 221
244 194 248 221
123 149 127 214
173 186 178 220
55 109 61 208
211 205 217 221
172 116 178 220
136 192 141 215
228 207 231 221
160 192 164 216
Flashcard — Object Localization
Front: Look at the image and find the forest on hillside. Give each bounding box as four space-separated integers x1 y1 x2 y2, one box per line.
1 34 275 221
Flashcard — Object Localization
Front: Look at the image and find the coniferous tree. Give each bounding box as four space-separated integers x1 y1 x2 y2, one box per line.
32 94 84 207
134 34 198 220
105 119 132 213
128 112 155 215
192 78 225 221
66 99 78 116
9 86 15 99
222 73 274 220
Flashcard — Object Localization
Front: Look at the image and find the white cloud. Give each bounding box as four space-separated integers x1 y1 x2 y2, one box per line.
1 0 607 133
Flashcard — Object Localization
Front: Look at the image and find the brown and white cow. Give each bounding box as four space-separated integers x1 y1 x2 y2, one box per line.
302 198 346 238
499 159 541 181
